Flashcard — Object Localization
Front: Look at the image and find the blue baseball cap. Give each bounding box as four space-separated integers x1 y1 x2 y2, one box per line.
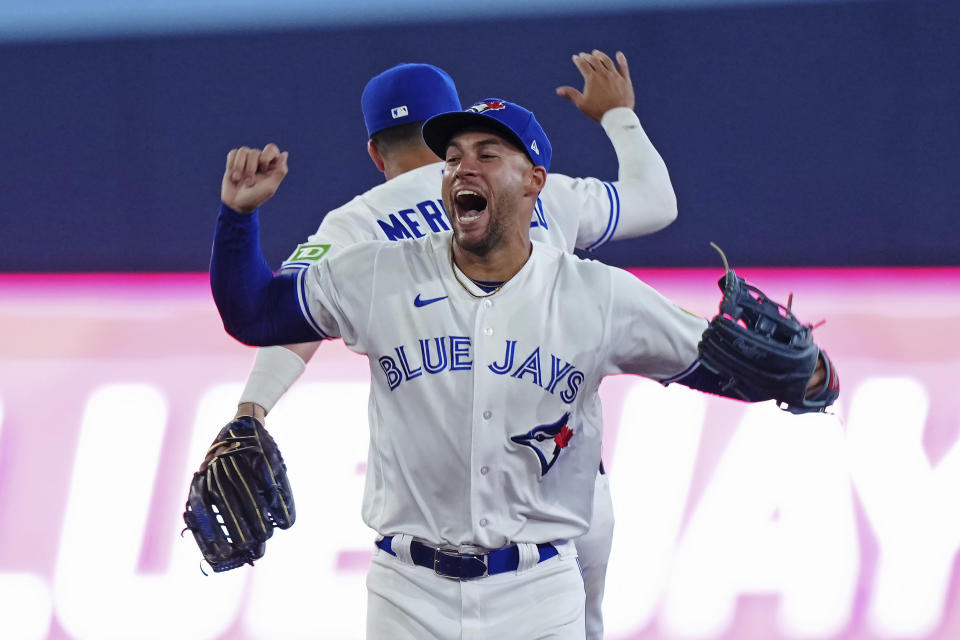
361 63 461 138
421 98 552 171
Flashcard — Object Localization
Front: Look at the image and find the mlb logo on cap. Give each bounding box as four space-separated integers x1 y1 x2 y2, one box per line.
391 105 409 119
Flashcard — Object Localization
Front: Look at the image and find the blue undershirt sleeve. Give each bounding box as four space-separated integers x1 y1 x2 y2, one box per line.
209 203 322 346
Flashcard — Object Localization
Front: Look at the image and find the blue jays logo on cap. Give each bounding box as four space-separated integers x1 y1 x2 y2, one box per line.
467 99 506 114
510 413 573 476
422 97 553 171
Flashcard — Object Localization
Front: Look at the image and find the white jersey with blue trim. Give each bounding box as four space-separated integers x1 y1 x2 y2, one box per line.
293 232 706 549
281 162 626 270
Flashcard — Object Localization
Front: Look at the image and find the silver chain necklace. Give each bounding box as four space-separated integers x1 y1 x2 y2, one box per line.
449 244 504 298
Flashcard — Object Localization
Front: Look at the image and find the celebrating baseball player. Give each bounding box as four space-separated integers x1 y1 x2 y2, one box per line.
206 50 676 640
198 88 838 637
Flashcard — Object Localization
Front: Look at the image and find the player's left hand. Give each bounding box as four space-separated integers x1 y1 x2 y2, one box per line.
807 356 825 393
697 246 840 414
556 49 635 123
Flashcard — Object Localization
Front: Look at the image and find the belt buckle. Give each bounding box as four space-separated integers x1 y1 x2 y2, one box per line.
433 547 488 581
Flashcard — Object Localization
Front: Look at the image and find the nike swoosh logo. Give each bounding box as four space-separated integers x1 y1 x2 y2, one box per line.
414 293 448 308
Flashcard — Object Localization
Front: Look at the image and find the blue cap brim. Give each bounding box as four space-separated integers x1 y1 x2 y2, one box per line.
422 112 537 166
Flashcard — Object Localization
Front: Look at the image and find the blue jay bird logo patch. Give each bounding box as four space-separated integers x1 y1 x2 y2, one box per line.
511 413 573 476
467 99 506 114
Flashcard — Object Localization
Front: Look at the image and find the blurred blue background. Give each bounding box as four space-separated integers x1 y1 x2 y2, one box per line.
2 0 957 271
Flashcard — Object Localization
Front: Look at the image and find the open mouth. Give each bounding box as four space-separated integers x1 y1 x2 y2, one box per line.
454 190 488 222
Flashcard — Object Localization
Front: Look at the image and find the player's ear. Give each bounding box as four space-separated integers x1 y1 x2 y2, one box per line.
367 139 386 173
525 165 547 196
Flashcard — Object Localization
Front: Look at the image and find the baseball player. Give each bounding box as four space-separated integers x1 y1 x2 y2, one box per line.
233 51 675 639
208 100 833 638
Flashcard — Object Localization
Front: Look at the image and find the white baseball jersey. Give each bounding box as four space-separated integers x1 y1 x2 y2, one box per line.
291 232 706 549
281 162 628 269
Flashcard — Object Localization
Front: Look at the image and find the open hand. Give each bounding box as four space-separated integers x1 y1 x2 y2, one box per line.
556 50 635 123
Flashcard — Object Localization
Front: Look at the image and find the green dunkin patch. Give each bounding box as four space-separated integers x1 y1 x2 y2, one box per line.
287 243 332 262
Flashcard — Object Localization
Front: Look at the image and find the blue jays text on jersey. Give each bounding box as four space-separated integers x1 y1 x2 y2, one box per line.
377 337 585 403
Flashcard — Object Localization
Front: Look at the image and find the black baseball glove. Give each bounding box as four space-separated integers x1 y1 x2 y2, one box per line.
697 244 839 414
183 415 295 572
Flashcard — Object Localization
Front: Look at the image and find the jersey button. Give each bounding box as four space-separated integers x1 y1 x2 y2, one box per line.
483 327 493 336
482 410 492 420
479 518 488 527
483 299 493 309
480 466 489 476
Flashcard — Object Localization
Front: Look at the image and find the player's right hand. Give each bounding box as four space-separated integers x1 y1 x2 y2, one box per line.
556 49 635 123
221 143 289 213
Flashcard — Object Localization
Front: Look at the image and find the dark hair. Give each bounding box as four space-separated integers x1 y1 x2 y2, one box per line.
369 121 425 156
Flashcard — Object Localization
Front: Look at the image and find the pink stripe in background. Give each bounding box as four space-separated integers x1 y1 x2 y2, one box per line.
0 270 958 640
